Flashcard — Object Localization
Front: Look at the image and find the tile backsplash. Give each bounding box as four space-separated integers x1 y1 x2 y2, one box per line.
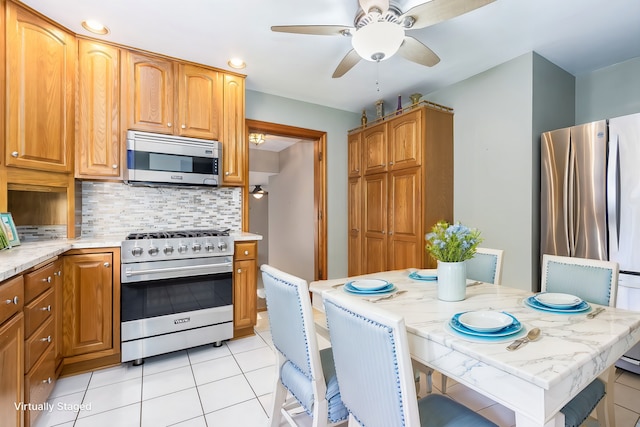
16 181 242 241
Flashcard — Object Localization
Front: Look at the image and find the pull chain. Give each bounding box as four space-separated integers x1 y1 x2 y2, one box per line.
375 60 381 92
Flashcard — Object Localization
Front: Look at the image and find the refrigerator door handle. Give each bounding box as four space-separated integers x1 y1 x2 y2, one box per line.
567 141 576 256
607 133 620 260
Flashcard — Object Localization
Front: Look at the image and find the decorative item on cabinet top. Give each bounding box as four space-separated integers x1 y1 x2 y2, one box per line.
351 100 453 132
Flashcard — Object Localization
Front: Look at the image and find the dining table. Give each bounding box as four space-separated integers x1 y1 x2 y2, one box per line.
309 269 640 427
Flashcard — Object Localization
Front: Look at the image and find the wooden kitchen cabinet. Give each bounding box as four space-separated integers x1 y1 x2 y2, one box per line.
233 241 257 338
5 0 75 173
125 51 222 140
23 259 58 427
61 248 120 376
76 39 122 179
0 312 24 427
125 51 174 134
349 105 453 275
221 73 246 186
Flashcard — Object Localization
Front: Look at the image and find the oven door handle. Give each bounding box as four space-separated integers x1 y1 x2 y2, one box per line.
125 262 233 277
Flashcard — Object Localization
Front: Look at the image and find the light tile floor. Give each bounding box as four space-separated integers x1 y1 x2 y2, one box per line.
34 312 640 427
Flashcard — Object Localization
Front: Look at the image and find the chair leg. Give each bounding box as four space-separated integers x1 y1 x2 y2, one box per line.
595 397 606 427
312 398 329 427
604 367 616 427
269 381 288 427
441 374 448 394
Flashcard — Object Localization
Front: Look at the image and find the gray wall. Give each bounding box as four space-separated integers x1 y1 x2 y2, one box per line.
245 90 359 279
267 142 315 282
576 57 640 124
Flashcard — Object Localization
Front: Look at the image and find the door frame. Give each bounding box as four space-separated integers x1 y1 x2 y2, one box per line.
244 119 328 281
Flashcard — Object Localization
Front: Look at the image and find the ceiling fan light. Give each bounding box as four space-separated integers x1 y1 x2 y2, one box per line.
352 21 404 61
249 133 266 146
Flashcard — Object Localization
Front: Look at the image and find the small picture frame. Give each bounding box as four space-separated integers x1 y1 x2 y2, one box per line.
0 223 9 250
0 212 20 247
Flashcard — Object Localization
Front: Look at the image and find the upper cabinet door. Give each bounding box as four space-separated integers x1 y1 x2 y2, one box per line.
388 109 422 171
76 40 121 178
363 122 387 175
177 64 222 140
5 2 75 173
221 74 246 186
125 51 174 134
348 132 362 178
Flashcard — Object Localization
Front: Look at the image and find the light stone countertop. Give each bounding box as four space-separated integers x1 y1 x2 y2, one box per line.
0 232 262 282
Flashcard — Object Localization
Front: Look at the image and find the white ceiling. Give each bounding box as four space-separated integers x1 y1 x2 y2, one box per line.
21 0 640 114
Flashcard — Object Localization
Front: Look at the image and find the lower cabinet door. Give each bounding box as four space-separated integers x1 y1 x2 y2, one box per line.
0 313 24 427
24 345 56 427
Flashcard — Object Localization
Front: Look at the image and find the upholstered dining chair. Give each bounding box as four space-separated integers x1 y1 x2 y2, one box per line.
322 290 498 427
541 254 620 427
261 265 348 427
466 247 504 285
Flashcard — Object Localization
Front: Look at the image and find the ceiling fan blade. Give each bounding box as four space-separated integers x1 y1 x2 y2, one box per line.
271 25 353 36
332 50 362 78
359 0 389 14
401 0 495 30
397 36 440 67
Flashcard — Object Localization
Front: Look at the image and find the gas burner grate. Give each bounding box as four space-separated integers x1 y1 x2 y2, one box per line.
125 229 230 240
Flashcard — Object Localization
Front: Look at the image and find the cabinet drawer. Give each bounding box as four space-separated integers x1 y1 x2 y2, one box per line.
25 316 54 372
24 288 54 337
235 242 256 260
25 262 56 302
1 275 24 324
24 345 56 427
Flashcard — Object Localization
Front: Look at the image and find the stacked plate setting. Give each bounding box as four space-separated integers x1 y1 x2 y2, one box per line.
409 269 437 281
343 279 396 295
524 292 590 313
449 311 522 340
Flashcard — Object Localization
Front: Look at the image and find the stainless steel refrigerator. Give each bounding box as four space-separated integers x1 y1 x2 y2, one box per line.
541 112 640 374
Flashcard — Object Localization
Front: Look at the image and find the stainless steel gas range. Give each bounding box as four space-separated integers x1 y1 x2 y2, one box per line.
120 229 234 365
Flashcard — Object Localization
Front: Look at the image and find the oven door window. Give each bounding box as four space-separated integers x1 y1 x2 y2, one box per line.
121 272 232 322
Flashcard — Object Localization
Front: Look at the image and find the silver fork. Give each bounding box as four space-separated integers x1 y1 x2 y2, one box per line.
368 290 407 303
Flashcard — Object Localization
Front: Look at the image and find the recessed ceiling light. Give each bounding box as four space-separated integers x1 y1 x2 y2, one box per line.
81 19 109 35
228 57 246 69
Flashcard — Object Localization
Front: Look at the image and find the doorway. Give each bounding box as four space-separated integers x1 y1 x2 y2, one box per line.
244 120 327 309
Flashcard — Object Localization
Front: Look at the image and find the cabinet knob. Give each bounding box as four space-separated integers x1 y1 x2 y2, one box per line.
167 122 172 127
54 270 62 277
225 171 230 176
11 151 19 157
381 230 386 234
42 276 52 283
237 268 242 273
104 262 110 268
5 296 19 305
244 250 249 255
40 305 52 312
388 231 393 235
42 377 52 384
41 335 52 343
112 164 118 169
181 124 186 129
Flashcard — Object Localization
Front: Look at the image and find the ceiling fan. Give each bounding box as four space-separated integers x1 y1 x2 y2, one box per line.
272 0 495 78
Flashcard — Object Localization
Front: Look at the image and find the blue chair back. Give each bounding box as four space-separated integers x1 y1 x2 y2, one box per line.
466 247 504 285
323 292 420 427
541 254 619 306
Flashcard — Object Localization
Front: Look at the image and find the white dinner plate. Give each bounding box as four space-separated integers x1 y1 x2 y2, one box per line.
348 279 390 291
534 292 583 309
457 310 513 333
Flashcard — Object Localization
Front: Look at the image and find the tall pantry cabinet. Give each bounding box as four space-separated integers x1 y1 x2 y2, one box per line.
348 104 453 275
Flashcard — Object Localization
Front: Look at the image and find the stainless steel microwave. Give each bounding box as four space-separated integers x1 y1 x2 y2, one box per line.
125 130 221 186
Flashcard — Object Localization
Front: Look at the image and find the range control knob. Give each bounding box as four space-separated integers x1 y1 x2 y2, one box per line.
218 241 228 252
204 242 215 252
163 246 174 255
178 244 188 254
192 243 202 252
131 247 144 257
148 246 159 256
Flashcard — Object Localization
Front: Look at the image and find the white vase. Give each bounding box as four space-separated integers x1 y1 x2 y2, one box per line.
437 261 467 301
